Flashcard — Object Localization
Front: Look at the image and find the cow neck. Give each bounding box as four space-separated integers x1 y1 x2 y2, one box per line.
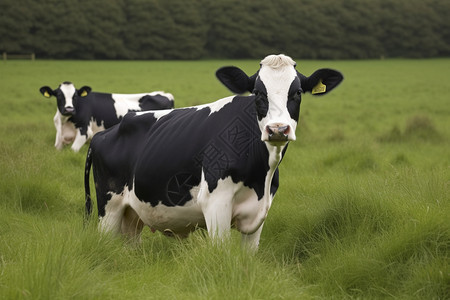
257 142 287 227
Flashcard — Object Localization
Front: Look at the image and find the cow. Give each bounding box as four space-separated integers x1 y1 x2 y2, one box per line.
39 82 174 152
84 54 343 250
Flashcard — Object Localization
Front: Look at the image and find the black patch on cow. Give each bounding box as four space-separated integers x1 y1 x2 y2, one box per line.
253 78 269 121
139 94 174 110
270 168 279 196
287 78 302 122
167 172 199 206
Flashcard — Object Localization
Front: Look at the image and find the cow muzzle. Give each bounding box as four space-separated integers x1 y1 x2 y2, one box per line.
265 123 291 142
63 106 75 116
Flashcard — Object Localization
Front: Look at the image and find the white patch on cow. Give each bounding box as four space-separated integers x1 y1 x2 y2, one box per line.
111 94 142 118
61 120 77 144
134 109 173 122
265 143 286 169
195 96 235 116
151 109 174 121
53 110 77 150
101 182 205 237
196 174 236 239
89 118 106 136
258 54 298 142
112 91 174 119
134 95 234 122
53 110 63 150
60 83 76 109
230 181 264 234
130 192 205 237
195 170 276 243
71 130 88 152
99 187 129 233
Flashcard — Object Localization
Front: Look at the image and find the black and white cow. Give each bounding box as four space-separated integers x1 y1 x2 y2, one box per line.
40 82 174 152
84 54 343 249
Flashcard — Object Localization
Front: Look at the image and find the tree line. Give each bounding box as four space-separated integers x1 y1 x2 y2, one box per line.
1 0 449 60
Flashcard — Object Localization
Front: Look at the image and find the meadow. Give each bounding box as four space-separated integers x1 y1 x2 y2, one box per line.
0 58 448 299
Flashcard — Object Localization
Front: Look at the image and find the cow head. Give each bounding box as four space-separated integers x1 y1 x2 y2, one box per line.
40 82 92 116
216 54 343 145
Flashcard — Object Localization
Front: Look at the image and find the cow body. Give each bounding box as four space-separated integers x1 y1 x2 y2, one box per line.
87 96 279 240
40 82 174 152
85 55 343 249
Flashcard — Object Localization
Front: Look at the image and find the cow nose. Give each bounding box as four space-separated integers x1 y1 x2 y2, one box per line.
266 123 290 142
64 107 75 115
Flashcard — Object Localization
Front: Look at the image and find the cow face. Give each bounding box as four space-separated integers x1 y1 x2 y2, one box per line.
255 55 301 143
216 54 344 145
40 82 92 116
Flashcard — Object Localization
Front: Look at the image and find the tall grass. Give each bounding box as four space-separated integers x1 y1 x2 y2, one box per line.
0 59 449 299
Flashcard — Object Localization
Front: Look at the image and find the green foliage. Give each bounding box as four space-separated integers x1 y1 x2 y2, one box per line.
0 59 449 298
123 0 207 59
1 0 449 59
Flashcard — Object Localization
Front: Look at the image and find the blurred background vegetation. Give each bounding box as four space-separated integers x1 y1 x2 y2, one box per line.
1 0 449 60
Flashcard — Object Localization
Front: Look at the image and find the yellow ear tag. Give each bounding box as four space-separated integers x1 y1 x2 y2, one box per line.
44 91 51 98
312 79 326 95
80 90 88 97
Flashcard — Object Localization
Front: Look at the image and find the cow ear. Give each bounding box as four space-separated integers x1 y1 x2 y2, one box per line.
78 86 92 97
300 69 343 96
216 66 256 94
40 86 54 98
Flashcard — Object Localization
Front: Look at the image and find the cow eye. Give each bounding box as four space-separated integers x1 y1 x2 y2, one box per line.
289 89 303 98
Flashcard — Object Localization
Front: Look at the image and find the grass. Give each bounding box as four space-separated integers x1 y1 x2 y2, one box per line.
0 58 449 299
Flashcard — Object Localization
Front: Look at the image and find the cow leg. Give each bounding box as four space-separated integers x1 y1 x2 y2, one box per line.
200 178 235 241
99 209 124 234
71 130 87 152
241 223 264 252
121 206 144 243
98 193 126 235
203 201 232 241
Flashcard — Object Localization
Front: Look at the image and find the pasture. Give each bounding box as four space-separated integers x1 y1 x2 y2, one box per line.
0 59 449 299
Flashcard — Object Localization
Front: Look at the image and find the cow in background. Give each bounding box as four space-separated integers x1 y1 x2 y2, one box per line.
40 82 174 151
84 54 343 250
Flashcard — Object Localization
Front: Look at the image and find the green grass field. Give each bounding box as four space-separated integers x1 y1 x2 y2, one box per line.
0 59 449 299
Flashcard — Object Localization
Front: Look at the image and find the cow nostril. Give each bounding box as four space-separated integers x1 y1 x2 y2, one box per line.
278 125 289 134
267 124 289 134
